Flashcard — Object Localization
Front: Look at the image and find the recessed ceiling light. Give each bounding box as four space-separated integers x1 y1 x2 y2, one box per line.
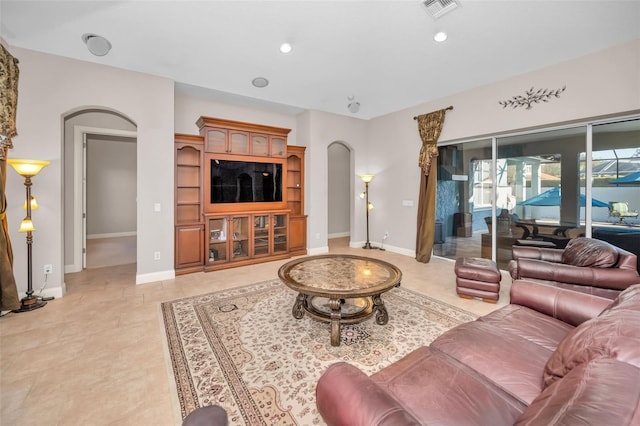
252 77 269 88
82 33 112 56
434 31 448 42
279 43 292 54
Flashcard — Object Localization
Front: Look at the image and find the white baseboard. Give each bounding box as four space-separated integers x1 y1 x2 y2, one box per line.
136 269 175 285
87 231 137 240
65 263 82 274
308 246 329 256
64 266 176 287
350 241 416 258
349 240 362 249
328 232 350 239
385 244 416 257
24 282 66 300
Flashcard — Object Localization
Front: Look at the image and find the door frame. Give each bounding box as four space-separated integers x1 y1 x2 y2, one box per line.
67 125 137 272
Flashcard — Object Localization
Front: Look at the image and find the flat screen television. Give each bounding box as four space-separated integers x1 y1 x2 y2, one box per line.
210 159 283 203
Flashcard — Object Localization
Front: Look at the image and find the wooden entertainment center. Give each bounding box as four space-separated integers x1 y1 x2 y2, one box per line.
174 116 307 275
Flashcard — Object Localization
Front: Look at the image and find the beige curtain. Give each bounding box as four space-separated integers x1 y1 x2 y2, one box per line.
0 43 21 311
415 107 451 263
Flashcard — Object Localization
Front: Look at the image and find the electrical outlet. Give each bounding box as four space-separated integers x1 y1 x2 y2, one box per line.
154 251 161 260
43 264 53 274
383 232 389 240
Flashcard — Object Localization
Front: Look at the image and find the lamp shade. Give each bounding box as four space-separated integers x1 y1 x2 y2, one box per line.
360 174 374 183
23 196 39 210
7 159 50 177
18 218 35 233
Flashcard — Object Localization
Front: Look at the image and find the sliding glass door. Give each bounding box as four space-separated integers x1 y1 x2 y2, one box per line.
433 139 492 261
495 127 587 267
434 116 639 270
590 119 640 259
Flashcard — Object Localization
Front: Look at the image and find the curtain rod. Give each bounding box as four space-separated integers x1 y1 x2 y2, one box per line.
413 105 454 120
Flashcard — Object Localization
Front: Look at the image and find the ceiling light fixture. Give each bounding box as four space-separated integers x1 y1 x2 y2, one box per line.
434 31 448 42
279 43 292 54
81 33 112 56
252 77 269 88
347 95 360 113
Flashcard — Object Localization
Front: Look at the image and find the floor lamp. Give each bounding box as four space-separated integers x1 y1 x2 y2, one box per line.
360 174 374 249
7 158 50 312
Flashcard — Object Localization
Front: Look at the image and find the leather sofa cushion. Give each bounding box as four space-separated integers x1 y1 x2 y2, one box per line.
561 237 619 268
431 320 553 404
599 283 640 315
370 347 527 426
543 284 640 388
516 359 640 426
480 305 574 352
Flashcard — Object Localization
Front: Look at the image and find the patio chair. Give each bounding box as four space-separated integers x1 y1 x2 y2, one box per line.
608 201 639 223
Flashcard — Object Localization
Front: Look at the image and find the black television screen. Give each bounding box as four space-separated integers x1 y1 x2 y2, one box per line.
210 159 283 203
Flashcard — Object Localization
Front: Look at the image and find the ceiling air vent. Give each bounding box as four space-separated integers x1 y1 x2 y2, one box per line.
421 0 460 20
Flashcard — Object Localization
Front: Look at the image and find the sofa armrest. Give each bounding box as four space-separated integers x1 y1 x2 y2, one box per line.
316 362 421 426
514 259 639 291
510 280 612 326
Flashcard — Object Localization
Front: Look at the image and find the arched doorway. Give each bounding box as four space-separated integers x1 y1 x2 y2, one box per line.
327 142 353 243
63 108 137 272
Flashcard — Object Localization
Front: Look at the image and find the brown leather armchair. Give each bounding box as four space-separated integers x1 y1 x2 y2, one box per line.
509 237 639 299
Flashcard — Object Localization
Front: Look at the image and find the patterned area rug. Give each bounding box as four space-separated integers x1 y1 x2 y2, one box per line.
161 280 477 425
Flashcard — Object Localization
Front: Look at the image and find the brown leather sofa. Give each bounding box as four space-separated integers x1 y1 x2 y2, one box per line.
509 237 639 299
316 280 640 425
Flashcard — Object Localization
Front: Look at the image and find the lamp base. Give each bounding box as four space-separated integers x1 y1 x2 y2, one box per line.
13 296 47 313
363 242 374 249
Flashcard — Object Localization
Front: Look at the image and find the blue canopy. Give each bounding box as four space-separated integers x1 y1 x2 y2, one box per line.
609 171 640 184
518 186 609 207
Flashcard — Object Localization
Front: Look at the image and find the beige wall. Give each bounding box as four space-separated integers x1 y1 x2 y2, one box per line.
174 94 299 146
86 135 137 237
5 46 174 298
365 39 640 253
299 110 368 252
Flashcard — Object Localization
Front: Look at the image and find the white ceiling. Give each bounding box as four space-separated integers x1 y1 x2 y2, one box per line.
1 1 639 119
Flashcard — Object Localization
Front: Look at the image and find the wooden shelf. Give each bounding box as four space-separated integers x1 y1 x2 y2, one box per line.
175 135 204 273
175 120 306 274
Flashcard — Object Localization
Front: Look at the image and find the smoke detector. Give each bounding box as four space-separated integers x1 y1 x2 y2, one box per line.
421 0 460 20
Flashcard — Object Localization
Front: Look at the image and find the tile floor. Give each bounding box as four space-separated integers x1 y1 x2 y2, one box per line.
0 238 511 425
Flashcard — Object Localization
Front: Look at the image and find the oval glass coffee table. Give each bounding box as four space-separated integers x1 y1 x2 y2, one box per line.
278 254 402 346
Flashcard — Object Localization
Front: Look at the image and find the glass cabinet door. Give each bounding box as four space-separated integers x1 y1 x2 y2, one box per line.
270 137 286 157
206 129 227 153
253 214 270 257
207 217 228 264
229 131 249 154
230 216 249 260
273 214 288 254
251 134 269 156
